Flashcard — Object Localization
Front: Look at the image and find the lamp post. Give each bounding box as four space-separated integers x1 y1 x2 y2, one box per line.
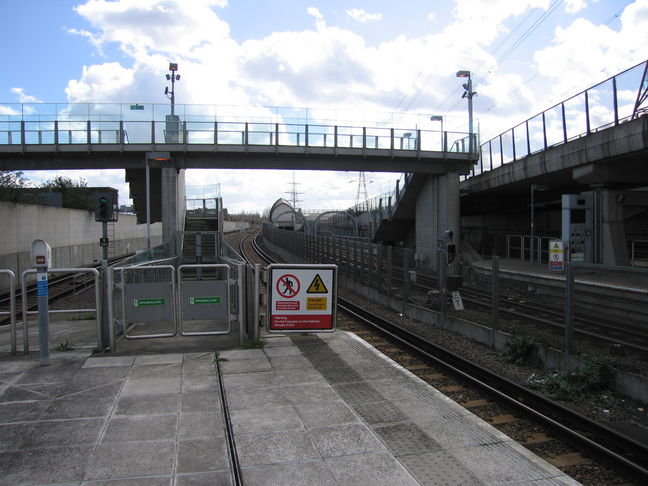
530 184 550 263
430 115 444 151
456 70 476 154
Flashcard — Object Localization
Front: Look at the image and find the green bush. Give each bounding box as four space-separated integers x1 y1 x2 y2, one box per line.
502 335 537 366
527 357 616 401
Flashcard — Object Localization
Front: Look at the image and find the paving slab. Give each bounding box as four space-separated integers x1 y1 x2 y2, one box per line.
0 350 232 486
0 324 582 486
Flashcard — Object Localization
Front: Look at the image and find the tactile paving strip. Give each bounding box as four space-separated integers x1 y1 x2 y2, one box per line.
351 400 408 425
373 423 442 456
332 382 384 403
399 451 485 486
318 366 364 384
292 334 484 486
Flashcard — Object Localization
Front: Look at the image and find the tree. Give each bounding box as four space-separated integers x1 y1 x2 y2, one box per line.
39 175 88 190
39 175 92 210
0 170 28 202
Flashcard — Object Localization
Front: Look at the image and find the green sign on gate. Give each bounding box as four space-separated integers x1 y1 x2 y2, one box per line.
188 296 221 305
133 298 166 307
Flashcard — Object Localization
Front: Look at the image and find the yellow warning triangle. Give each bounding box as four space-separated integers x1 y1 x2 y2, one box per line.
307 274 328 293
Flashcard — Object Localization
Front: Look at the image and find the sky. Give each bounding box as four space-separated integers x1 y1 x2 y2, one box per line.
1 0 647 213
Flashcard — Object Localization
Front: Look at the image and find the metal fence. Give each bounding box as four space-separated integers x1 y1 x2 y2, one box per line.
263 225 648 379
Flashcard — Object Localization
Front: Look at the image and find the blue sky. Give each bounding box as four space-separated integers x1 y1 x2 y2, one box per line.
1 0 647 212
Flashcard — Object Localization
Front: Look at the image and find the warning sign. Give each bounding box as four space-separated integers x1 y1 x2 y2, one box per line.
549 240 564 272
268 264 337 333
307 274 328 293
276 274 300 298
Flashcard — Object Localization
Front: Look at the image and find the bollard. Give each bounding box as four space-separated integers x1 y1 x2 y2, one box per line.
31 239 52 366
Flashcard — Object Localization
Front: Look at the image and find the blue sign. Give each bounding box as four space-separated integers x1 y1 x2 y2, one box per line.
36 273 48 297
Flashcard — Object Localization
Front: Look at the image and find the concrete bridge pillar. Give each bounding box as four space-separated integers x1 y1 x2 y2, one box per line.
161 166 186 244
594 188 629 266
415 172 460 270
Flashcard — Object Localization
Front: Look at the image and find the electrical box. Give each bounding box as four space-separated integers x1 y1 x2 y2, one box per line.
95 192 118 222
561 194 593 263
32 239 52 269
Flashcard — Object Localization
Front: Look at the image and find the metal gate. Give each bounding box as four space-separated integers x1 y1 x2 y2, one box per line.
108 263 233 349
178 264 231 336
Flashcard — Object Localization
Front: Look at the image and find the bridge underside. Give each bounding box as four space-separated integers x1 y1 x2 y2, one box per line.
459 115 648 266
0 145 476 174
460 115 648 216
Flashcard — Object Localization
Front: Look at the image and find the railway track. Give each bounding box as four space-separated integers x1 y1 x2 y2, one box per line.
240 229 648 485
412 271 648 355
0 254 134 335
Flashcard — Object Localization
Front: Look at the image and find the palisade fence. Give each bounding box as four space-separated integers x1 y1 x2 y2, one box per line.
262 225 648 372
262 224 434 310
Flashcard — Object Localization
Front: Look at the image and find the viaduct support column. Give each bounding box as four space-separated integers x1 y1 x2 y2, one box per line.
161 165 186 246
594 188 629 266
415 171 460 271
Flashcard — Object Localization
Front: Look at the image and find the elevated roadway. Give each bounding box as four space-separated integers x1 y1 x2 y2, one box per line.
460 114 648 215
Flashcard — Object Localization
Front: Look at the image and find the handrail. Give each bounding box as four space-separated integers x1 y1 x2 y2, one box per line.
20 268 102 354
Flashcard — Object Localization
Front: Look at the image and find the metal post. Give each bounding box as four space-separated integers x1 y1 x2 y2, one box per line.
439 249 448 316
252 263 261 341
386 246 392 301
145 156 151 249
564 263 575 359
402 248 411 311
530 184 535 264
237 263 246 346
106 267 116 353
491 256 500 348
21 272 29 354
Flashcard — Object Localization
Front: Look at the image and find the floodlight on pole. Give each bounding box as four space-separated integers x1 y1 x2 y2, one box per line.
456 70 476 154
165 62 180 116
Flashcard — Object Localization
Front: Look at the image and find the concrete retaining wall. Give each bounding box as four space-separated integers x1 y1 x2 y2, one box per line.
224 221 250 233
0 201 162 289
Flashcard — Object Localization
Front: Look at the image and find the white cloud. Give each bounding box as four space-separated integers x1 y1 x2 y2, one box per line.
345 8 383 23
564 0 587 14
11 88 41 103
65 63 135 102
307 6 326 30
57 0 648 211
533 0 648 99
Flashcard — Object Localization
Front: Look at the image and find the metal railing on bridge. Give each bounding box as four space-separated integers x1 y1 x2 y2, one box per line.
0 103 472 154
468 58 648 178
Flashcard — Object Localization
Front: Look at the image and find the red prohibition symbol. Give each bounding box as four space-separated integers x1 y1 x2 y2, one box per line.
276 274 300 298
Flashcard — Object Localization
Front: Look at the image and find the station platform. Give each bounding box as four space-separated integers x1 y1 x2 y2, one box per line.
0 322 580 486
471 257 648 292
